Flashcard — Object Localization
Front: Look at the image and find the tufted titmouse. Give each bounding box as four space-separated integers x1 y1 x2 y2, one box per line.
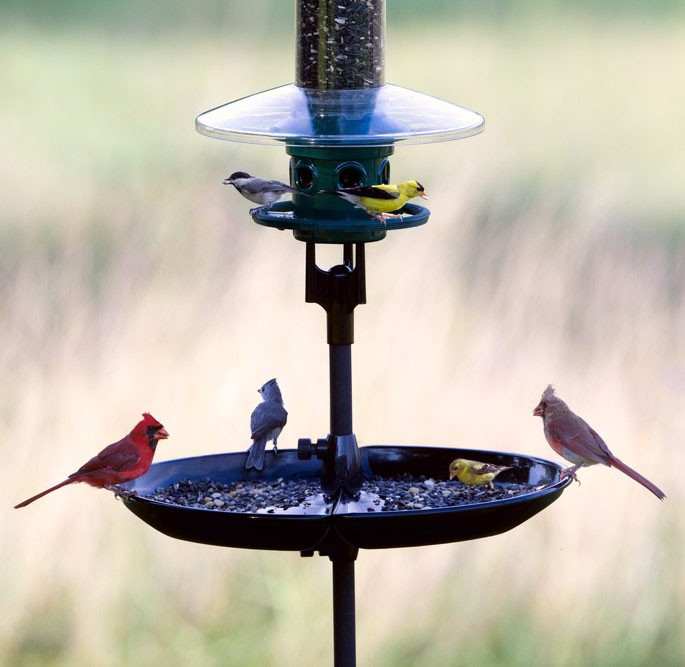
245 378 288 472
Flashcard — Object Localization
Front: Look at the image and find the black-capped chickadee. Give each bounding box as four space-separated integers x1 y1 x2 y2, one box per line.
223 171 299 208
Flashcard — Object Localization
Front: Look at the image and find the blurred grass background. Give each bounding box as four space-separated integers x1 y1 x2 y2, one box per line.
2 1 684 665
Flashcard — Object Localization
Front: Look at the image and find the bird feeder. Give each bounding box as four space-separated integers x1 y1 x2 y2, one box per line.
122 2 571 666
196 0 482 243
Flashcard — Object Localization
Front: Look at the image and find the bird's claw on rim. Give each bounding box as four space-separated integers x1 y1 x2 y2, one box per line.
560 468 581 485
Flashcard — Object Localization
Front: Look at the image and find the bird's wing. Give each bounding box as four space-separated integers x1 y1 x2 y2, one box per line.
72 436 141 476
583 420 613 458
472 462 506 475
251 402 288 439
548 412 610 464
338 185 400 200
265 180 295 193
242 178 293 195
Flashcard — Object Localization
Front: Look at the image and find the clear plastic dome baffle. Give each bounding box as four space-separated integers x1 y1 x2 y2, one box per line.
195 84 485 148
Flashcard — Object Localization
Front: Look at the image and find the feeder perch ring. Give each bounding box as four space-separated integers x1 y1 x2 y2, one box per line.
251 201 430 243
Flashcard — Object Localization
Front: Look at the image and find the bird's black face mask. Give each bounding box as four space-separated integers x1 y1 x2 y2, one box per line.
146 425 161 450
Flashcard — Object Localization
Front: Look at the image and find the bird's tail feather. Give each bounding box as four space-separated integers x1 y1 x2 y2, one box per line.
14 479 75 509
245 438 267 472
321 191 360 207
609 456 666 500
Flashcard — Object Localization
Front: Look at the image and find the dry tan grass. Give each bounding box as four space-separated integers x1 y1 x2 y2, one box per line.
1 15 684 666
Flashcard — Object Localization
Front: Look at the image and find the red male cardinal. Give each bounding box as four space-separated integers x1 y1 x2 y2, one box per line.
14 413 169 509
534 385 665 500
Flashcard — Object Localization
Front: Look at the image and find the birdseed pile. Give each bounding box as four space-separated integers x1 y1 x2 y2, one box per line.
146 478 329 514
145 474 545 513
359 475 544 511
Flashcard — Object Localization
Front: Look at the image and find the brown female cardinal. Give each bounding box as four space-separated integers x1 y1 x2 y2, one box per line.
14 413 169 508
534 385 665 500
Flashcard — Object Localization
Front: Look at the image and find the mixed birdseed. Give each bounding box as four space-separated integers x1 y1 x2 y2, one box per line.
147 478 328 514
297 0 385 88
145 474 544 514
359 474 544 512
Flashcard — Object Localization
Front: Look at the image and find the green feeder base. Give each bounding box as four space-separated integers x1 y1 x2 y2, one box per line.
251 201 430 243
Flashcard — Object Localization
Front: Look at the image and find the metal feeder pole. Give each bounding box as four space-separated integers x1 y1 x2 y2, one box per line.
332 557 357 667
328 241 355 442
327 243 360 667
304 240 364 667
324 241 361 667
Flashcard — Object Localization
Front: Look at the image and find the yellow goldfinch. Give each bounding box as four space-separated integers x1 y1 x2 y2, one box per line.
329 180 428 220
448 458 512 488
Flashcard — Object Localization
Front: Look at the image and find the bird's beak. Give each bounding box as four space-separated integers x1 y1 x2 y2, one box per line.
156 427 170 440
449 470 456 480
222 179 233 185
420 193 429 200
533 405 543 417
